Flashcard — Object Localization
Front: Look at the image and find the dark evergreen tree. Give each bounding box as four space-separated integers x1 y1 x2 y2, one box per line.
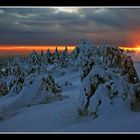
8 65 25 95
73 47 80 60
80 59 95 81
42 74 63 100
78 43 139 116
59 46 69 68
46 49 52 64
29 50 40 65
0 80 8 96
54 47 60 64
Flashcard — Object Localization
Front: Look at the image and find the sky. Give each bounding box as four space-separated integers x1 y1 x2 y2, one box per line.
1 7 140 56
0 7 140 46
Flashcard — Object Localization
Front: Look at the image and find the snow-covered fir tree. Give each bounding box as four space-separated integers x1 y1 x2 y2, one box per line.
46 49 53 64
29 50 40 65
71 46 80 61
53 47 60 65
75 40 98 68
98 45 139 84
27 50 41 74
59 46 69 68
42 74 63 100
38 50 48 74
40 50 46 64
9 65 25 95
80 58 95 81
74 41 139 117
0 80 8 96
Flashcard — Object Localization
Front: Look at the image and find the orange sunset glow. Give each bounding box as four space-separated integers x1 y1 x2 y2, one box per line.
0 45 140 57
119 46 140 52
0 45 76 57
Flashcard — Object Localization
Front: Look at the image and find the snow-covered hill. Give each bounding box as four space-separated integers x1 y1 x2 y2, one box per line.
0 41 140 133
0 63 139 133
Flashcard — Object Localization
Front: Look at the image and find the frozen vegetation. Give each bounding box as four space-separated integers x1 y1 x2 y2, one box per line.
0 40 140 133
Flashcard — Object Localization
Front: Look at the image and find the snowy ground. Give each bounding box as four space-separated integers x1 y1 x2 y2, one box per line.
0 63 140 133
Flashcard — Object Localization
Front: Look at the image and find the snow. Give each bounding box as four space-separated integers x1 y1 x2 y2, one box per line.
130 52 140 63
60 111 140 132
0 65 139 133
0 46 140 133
0 76 42 109
0 71 81 132
134 62 140 78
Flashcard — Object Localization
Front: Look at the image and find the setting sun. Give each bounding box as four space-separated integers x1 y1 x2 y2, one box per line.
119 46 140 52
136 45 140 51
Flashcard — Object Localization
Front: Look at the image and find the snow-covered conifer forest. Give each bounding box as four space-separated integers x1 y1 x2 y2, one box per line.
0 40 140 132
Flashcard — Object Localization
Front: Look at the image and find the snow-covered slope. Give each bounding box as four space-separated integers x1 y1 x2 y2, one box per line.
0 42 140 133
0 71 81 132
134 63 140 78
0 75 43 112
0 64 139 132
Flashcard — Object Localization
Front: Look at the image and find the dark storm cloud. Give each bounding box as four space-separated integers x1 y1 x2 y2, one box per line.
0 7 140 45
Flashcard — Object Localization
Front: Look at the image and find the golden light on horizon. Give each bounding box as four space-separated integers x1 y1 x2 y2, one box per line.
119 46 140 52
0 45 76 54
135 45 140 51
1 45 140 57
